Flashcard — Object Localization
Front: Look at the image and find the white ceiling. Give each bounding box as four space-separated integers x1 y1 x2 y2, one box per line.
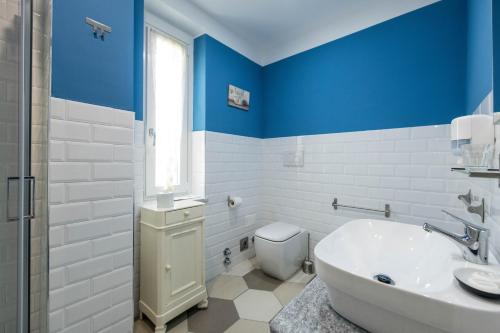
147 0 439 65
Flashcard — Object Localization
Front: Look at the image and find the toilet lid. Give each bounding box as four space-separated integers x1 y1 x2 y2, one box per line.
255 222 301 242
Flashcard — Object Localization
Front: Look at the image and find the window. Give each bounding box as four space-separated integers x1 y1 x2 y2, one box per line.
145 26 191 197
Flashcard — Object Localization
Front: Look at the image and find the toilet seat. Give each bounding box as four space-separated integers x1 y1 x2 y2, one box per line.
255 222 301 242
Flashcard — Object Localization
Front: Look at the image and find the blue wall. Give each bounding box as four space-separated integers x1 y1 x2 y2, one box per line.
134 0 144 120
466 0 493 114
54 0 485 131
52 0 136 113
193 35 264 137
193 36 207 132
262 0 467 138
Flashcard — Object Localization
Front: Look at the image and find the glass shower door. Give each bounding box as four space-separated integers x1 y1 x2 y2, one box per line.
0 0 48 332
0 0 24 330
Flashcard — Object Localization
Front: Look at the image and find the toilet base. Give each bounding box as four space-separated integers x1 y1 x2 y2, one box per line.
255 230 308 281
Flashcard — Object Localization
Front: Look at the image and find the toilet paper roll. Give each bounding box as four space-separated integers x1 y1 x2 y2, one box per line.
228 196 242 208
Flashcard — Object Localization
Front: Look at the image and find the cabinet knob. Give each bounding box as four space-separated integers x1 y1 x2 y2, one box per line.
165 265 171 271
184 211 190 217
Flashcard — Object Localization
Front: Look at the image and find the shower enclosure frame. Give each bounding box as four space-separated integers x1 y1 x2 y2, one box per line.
18 1 34 332
2 0 51 332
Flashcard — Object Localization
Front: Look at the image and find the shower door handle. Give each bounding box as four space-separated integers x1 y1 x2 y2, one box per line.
6 176 35 221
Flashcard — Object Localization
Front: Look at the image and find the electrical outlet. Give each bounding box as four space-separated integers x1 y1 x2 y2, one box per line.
240 237 249 251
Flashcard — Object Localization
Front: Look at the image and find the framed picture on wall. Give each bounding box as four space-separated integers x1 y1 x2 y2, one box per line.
228 84 250 111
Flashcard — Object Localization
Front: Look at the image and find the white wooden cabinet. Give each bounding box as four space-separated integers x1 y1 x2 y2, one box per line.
139 200 208 332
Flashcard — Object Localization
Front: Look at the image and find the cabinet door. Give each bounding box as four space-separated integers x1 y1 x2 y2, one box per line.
162 221 203 309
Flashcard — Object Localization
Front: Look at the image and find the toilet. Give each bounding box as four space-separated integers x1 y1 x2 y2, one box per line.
254 222 308 280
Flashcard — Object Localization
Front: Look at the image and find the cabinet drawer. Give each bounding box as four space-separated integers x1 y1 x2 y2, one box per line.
141 200 205 228
164 206 204 225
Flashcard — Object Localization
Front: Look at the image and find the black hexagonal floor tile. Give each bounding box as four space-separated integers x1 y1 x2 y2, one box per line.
187 297 239 333
243 269 282 292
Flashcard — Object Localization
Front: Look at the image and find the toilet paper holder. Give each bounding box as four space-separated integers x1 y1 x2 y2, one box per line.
227 196 242 208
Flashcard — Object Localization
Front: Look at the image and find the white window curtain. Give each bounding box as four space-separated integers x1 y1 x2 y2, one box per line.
146 28 189 196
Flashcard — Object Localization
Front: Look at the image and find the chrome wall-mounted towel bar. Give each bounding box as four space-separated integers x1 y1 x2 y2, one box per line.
332 198 391 218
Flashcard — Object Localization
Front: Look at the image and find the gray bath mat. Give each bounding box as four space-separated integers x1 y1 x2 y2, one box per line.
270 277 368 333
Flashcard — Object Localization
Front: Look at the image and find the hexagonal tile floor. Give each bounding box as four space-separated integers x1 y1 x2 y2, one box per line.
273 282 306 306
233 289 282 322
207 275 248 300
134 259 316 333
187 298 239 333
243 269 282 291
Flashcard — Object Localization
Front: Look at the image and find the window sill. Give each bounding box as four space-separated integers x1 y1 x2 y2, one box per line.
175 194 208 203
143 194 208 205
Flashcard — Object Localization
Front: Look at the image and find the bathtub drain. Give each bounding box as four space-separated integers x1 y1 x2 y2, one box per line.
373 274 395 285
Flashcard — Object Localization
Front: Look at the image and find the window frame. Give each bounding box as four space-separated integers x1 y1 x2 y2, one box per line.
143 17 194 199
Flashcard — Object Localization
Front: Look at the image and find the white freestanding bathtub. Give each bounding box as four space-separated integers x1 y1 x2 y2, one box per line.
314 219 500 333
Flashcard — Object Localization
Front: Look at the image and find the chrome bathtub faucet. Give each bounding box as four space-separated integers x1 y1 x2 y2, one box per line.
423 210 489 265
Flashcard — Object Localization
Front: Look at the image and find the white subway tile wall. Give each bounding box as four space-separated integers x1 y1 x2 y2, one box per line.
0 0 22 330
260 125 479 258
0 0 21 329
132 120 144 318
485 184 500 259
203 131 264 281
1 0 51 332
132 126 493 309
48 98 134 333
459 96 500 259
191 131 206 198
60 114 500 329
131 130 263 316
465 121 500 259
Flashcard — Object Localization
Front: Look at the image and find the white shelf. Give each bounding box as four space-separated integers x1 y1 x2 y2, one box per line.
451 167 500 187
